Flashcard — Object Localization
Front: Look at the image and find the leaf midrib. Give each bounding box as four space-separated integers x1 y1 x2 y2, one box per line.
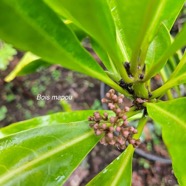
148 104 186 129
112 145 134 186
5 1 107 81
0 130 94 184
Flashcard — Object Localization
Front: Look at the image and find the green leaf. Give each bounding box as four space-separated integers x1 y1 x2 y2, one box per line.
66 22 87 41
87 145 134 186
169 52 186 82
145 23 171 73
0 0 111 84
108 0 184 74
152 52 186 98
0 110 99 137
17 59 50 76
145 23 186 81
0 121 100 186
44 0 136 84
0 40 17 70
44 0 119 61
91 39 113 72
91 39 120 81
108 0 149 61
146 98 186 186
5 52 39 82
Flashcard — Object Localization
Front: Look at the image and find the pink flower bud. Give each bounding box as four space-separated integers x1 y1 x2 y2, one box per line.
116 108 121 114
104 112 108 117
123 120 129 126
102 123 107 129
136 98 144 103
112 95 118 101
110 117 115 124
107 132 113 139
95 130 102 135
101 98 107 103
124 106 130 112
94 112 99 117
122 130 130 138
130 127 135 132
119 95 124 99
122 115 127 121
106 93 110 98
116 126 121 132
108 103 115 110
118 98 123 104
117 136 125 145
109 126 114 132
93 123 99 129
129 139 135 145
109 89 115 94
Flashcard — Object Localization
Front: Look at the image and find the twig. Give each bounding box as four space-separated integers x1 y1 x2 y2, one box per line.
135 148 172 164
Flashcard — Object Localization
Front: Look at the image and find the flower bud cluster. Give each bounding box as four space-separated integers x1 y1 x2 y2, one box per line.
89 89 140 149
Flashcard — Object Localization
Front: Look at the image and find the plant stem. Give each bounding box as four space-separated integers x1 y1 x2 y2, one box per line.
133 116 148 140
150 52 186 98
151 81 173 98
170 52 186 78
133 82 149 98
152 63 186 98
126 106 141 118
160 69 173 100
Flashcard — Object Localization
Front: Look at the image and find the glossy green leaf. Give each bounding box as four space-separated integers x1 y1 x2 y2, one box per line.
108 0 184 74
145 23 171 72
91 39 112 71
0 121 100 186
0 110 101 137
145 23 186 81
146 98 186 186
0 0 111 84
44 0 120 61
91 39 119 79
44 0 136 84
66 22 87 41
108 0 149 61
87 145 134 186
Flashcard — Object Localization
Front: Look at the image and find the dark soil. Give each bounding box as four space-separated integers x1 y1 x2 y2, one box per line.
0 56 178 186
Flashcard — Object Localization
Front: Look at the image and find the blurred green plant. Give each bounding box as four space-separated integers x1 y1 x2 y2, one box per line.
5 94 16 102
59 100 72 112
0 40 17 70
90 99 102 110
51 69 61 81
0 106 7 121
